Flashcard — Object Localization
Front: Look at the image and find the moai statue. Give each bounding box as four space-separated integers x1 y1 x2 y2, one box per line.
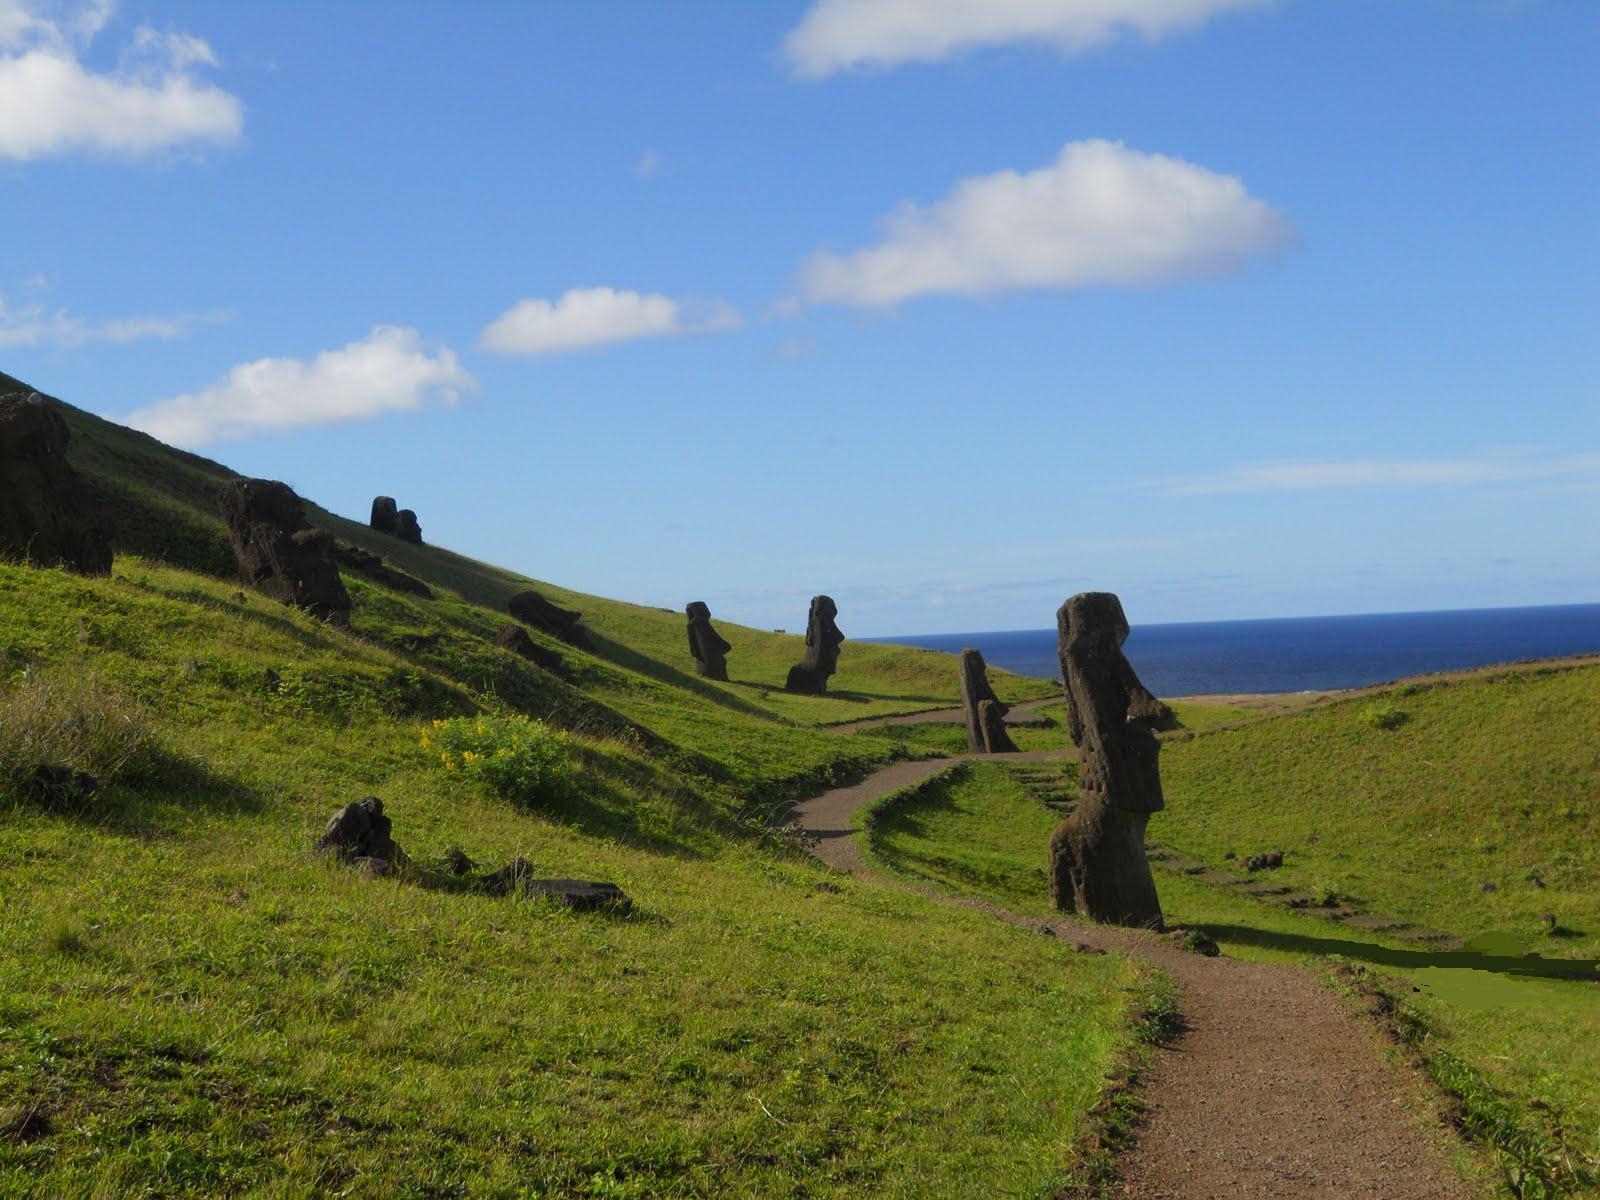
1047 592 1166 928
685 601 732 681
394 508 423 545
508 589 594 650
218 478 351 625
369 496 398 534
784 595 844 694
959 648 1017 753
0 391 112 575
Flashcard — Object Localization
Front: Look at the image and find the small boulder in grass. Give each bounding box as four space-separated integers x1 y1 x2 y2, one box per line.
316 796 410 874
1169 928 1221 957
478 858 632 912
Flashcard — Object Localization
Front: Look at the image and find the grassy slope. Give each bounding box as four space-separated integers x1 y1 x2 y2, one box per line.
0 374 1141 1197
863 668 1600 1192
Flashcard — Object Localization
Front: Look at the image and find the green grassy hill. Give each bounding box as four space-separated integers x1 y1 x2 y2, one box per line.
0 372 1130 1198
863 665 1600 1196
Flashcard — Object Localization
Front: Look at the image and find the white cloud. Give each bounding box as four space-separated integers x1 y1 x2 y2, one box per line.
0 293 227 347
1152 451 1600 496
798 139 1294 307
478 287 740 357
783 0 1273 77
121 326 476 447
0 1 241 160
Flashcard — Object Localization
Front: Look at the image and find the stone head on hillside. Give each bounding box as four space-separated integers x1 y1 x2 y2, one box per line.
959 648 1017 754
369 495 423 545
685 601 732 681
0 392 113 575
508 589 593 650
1047 591 1165 928
219 478 351 625
785 595 844 694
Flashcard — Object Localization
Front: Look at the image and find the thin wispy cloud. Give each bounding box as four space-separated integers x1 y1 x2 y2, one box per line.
122 325 475 447
1152 451 1600 496
797 139 1294 307
0 294 228 348
0 0 242 161
783 0 1274 77
633 148 663 178
478 287 740 357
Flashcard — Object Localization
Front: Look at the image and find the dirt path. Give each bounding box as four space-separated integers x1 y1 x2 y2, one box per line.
826 696 1056 734
786 759 1473 1200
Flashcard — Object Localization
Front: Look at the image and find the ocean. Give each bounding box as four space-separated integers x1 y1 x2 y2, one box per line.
865 603 1600 696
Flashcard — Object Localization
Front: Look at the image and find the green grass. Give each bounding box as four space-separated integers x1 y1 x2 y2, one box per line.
0 372 1152 1198
862 725 1600 1197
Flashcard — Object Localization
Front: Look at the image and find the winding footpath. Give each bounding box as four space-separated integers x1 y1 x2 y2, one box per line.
786 752 1474 1200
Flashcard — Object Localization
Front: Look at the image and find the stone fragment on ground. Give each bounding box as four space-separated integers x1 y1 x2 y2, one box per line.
331 540 434 598
494 623 567 674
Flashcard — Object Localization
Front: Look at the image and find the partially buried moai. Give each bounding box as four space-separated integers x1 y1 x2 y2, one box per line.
219 478 351 625
784 595 843 694
959 648 1017 754
685 601 732 681
1047 592 1166 928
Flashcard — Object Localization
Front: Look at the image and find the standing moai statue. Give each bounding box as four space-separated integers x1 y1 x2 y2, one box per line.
0 391 113 575
685 601 732 681
370 496 398 535
1047 592 1165 928
784 595 844 694
394 509 423 545
219 478 351 625
959 648 1017 753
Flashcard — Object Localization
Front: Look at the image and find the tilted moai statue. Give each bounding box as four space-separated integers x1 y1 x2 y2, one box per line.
959 648 1017 754
1047 592 1166 928
218 478 351 625
785 595 844 694
508 589 594 650
0 391 113 575
685 601 732 681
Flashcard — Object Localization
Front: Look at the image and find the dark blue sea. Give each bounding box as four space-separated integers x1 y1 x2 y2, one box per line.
866 603 1600 696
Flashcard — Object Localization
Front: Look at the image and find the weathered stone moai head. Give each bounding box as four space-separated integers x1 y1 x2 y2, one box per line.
959 648 1016 754
0 392 113 575
685 601 732 681
219 478 351 625
508 589 593 650
785 594 844 694
394 509 423 545
1047 591 1165 928
370 495 398 534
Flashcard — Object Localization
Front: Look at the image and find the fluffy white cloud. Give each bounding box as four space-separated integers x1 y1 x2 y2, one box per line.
122 326 476 447
0 293 225 347
799 139 1294 307
478 287 740 357
0 0 241 160
1153 452 1600 496
783 0 1273 76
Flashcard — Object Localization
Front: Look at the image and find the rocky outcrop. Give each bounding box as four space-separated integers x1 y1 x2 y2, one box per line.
218 479 351 625
959 648 1016 753
784 595 843 694
685 601 732 681
1047 592 1165 929
508 590 593 649
315 797 409 873
0 392 112 575
494 623 566 674
331 541 433 599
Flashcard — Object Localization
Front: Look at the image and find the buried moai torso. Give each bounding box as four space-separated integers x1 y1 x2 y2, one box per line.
785 595 844 694
685 601 732 681
218 478 351 625
1048 591 1165 928
0 392 113 575
959 648 1017 754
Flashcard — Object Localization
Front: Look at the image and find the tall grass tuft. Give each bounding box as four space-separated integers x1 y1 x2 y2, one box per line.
0 667 155 807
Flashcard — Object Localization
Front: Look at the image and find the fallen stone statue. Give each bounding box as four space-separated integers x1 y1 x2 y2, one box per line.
1047 592 1167 929
508 589 594 650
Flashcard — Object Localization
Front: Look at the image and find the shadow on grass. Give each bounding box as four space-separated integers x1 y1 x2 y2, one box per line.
1199 922 1599 982
583 634 777 720
13 746 265 837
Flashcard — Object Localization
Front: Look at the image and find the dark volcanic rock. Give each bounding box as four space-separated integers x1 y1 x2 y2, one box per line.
1047 592 1166 929
478 858 632 911
784 595 843 694
685 601 732 681
0 392 112 575
443 845 475 875
493 624 566 674
369 496 398 535
218 479 351 624
331 540 434 599
394 509 422 545
26 764 99 810
959 648 1016 753
508 590 592 649
315 796 407 869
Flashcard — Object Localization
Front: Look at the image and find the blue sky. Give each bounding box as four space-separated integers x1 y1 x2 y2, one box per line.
2 0 1596 635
